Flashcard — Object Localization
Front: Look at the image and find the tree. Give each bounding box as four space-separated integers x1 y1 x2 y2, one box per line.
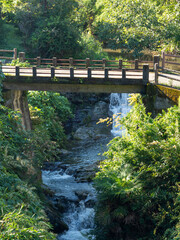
95 95 180 239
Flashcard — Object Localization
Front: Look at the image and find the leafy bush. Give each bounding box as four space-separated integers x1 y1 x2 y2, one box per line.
0 84 58 239
7 58 30 67
0 168 56 239
94 95 180 240
93 0 180 56
28 91 73 147
77 32 108 59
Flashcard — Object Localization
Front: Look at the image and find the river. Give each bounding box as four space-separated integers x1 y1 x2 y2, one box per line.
42 93 131 240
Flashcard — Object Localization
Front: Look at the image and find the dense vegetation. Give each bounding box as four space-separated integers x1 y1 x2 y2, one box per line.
0 71 73 238
0 0 179 58
94 95 180 240
0 0 180 239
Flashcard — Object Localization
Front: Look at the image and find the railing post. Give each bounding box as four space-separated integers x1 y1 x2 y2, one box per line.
86 58 90 68
119 59 122 69
70 67 74 80
0 61 2 72
104 68 108 80
51 67 55 78
162 51 165 71
88 67 91 79
53 57 57 67
33 67 37 78
154 63 158 84
102 58 106 69
16 66 19 77
135 59 139 70
37 57 41 66
13 48 17 60
143 64 149 84
19 52 25 62
154 55 160 68
69 57 73 67
122 68 126 80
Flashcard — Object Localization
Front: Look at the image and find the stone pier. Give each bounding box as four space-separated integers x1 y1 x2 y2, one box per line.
3 90 32 131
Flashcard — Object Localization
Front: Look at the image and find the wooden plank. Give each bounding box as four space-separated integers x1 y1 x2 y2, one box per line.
14 48 17 60
33 67 36 77
51 67 55 78
143 64 149 83
164 68 180 74
165 61 180 66
16 66 19 77
162 51 165 71
104 68 108 80
0 49 14 52
73 59 86 62
70 67 74 79
165 54 180 58
88 68 91 79
122 69 126 80
3 82 146 94
0 56 13 59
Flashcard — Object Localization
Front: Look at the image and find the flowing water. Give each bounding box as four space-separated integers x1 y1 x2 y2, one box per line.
42 138 109 240
110 93 131 136
42 93 131 240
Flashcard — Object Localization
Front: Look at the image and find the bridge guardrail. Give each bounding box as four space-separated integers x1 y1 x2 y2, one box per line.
162 51 180 73
1 64 150 83
0 49 17 62
2 51 156 71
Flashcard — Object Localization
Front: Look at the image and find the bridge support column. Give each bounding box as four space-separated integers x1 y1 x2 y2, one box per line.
3 90 32 131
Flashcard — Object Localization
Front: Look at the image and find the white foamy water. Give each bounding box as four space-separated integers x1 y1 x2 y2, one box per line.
109 93 131 136
58 201 95 240
42 93 131 240
42 169 96 240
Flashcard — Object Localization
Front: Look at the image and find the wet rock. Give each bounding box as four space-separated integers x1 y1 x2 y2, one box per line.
92 101 109 121
84 198 96 208
75 190 89 200
42 184 55 197
75 163 98 182
60 149 71 155
55 196 70 212
73 126 95 140
45 202 69 234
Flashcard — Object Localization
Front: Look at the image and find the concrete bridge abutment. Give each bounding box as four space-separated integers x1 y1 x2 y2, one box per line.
3 90 32 131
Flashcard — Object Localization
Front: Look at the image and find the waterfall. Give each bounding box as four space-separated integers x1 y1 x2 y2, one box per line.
109 93 131 136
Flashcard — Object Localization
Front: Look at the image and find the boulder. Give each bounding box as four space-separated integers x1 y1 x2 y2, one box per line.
91 101 109 121
73 126 95 140
45 202 68 234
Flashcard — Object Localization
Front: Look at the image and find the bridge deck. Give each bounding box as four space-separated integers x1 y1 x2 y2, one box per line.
2 66 180 93
2 66 144 79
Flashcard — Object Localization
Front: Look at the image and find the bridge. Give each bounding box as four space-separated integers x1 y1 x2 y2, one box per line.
0 50 180 94
0 49 180 130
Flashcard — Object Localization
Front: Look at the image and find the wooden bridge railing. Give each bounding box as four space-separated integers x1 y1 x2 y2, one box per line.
0 49 159 71
162 51 180 73
23 56 155 70
0 48 17 61
0 61 150 84
6 51 156 71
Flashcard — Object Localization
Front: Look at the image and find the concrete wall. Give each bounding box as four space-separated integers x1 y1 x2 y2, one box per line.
3 90 32 131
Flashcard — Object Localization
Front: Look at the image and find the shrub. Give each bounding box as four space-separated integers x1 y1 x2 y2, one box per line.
94 95 180 240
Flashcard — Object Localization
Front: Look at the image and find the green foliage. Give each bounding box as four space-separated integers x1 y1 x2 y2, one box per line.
1 0 180 58
0 64 5 102
94 95 180 239
0 104 56 239
0 168 55 239
28 91 73 147
93 0 180 56
77 32 108 59
7 58 30 67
